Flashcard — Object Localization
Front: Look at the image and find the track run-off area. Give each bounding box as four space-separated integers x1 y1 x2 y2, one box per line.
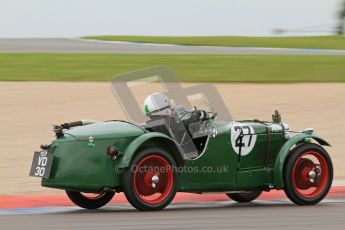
1 38 345 55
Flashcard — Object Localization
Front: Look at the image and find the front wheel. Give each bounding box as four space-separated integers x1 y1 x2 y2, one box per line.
66 191 115 209
226 191 262 203
283 143 333 205
122 148 178 211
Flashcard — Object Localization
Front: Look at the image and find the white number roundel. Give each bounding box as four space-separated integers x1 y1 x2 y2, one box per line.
230 123 257 156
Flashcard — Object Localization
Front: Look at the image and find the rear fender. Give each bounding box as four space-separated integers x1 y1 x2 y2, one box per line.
274 133 330 189
115 132 186 169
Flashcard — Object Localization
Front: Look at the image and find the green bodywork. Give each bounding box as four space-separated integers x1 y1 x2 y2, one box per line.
41 120 330 193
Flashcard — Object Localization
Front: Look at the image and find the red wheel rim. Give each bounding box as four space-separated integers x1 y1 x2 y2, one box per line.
292 151 329 198
133 155 173 204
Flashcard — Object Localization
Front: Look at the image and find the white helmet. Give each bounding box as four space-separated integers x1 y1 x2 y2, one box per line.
144 93 172 117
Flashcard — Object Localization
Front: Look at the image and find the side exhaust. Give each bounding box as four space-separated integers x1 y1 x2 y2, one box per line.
53 119 100 137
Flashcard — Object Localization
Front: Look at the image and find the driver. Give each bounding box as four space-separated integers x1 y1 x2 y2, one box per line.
143 92 205 124
143 93 199 158
143 92 172 118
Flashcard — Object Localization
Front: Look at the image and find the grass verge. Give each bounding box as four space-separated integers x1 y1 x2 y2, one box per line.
0 53 344 82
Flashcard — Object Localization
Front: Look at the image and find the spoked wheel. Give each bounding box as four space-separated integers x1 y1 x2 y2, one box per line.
66 191 115 209
226 191 262 203
283 143 333 205
123 148 178 211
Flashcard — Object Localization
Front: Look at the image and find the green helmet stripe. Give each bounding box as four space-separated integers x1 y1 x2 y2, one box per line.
144 104 150 116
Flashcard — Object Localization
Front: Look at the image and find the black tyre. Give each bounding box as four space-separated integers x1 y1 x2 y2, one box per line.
122 148 178 211
66 191 115 209
226 191 262 203
283 143 333 205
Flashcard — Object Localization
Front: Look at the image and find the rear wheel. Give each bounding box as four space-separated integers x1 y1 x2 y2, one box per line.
226 191 262 203
123 148 178 211
66 191 115 209
283 143 333 205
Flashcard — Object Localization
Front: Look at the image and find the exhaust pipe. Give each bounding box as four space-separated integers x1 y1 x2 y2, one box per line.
54 119 100 137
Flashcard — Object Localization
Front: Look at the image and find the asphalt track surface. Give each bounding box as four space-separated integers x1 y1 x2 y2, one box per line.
1 198 345 230
1 38 345 55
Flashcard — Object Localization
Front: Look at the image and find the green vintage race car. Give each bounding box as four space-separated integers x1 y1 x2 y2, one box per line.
30 93 333 211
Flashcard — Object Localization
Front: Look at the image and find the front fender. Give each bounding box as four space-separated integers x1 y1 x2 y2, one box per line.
115 132 186 169
274 133 330 189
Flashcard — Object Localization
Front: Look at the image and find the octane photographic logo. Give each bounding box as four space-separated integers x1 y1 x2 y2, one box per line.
111 66 233 159
111 66 232 124
129 164 229 174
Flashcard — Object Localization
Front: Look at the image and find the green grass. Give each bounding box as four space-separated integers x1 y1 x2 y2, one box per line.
0 53 344 82
84 35 345 50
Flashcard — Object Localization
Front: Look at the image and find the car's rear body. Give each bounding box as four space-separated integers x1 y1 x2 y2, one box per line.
42 121 145 192
41 119 288 193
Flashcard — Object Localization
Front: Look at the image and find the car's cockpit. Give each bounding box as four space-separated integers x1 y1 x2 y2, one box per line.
144 106 216 159
142 92 217 159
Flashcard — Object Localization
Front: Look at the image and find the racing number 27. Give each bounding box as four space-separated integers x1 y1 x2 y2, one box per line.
234 125 253 148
